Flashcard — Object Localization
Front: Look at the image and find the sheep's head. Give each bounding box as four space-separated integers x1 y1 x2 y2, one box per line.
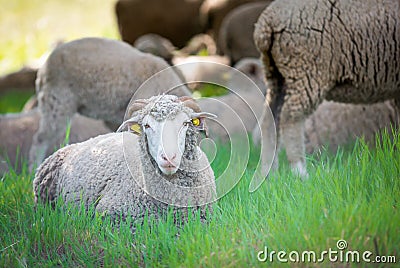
117 95 216 175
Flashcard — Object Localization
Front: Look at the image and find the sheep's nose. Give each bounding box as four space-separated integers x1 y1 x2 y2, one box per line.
161 153 176 162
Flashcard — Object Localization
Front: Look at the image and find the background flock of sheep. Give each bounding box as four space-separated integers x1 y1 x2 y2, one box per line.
1 0 399 225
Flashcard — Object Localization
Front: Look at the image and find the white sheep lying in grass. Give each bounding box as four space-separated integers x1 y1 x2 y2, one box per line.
33 95 216 224
29 37 191 169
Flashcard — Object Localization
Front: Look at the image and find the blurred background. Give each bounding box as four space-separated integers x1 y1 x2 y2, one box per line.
0 0 118 113
0 0 117 74
0 0 266 113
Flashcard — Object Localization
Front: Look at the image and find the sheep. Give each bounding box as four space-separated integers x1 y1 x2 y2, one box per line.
161 56 398 156
195 58 266 139
197 58 398 154
0 67 36 95
172 55 230 90
133 34 176 63
133 33 218 65
115 0 205 48
0 108 111 174
218 1 271 64
303 100 399 153
200 0 261 43
29 37 191 169
233 59 399 153
179 34 218 56
33 95 217 225
253 100 399 154
171 56 398 151
254 0 400 176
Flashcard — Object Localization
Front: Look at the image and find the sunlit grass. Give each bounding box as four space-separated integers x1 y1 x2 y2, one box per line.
1 131 399 266
0 0 118 74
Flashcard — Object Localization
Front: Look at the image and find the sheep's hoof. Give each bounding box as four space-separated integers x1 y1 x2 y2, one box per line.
291 161 308 180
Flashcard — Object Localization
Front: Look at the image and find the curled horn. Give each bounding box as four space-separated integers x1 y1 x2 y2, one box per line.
126 99 150 118
178 96 201 112
117 99 149 132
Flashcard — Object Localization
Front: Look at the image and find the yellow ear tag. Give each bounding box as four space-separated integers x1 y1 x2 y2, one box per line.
192 118 200 126
130 124 142 134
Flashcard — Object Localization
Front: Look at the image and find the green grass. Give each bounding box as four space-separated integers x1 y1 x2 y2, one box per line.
193 83 229 98
1 131 399 267
0 90 34 113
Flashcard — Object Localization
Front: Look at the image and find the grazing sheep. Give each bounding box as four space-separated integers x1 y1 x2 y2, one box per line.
29 37 190 169
115 0 205 48
33 95 216 225
254 99 399 153
206 58 398 153
196 58 266 139
180 34 218 56
254 0 400 176
134 34 176 63
133 34 218 64
200 0 260 42
0 40 64 96
218 1 270 64
0 67 36 95
0 109 111 174
172 55 230 89
304 100 399 153
173 56 397 154
231 58 267 95
200 58 398 148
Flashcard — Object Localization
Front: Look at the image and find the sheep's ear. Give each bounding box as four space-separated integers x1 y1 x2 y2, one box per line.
116 118 142 135
191 112 217 137
128 124 142 135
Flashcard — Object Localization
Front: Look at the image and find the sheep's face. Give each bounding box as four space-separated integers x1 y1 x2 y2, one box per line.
117 95 216 176
142 112 191 175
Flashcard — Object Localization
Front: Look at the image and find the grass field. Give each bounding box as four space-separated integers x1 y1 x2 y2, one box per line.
1 131 399 267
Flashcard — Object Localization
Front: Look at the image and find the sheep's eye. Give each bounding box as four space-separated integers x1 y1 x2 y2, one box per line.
144 123 151 129
191 118 201 126
183 121 190 127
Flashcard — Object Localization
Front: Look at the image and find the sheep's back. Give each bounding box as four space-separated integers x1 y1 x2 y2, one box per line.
33 132 144 216
255 0 400 103
37 38 189 124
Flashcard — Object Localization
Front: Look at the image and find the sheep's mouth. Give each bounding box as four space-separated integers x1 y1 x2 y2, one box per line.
160 164 177 170
161 164 176 168
159 164 178 175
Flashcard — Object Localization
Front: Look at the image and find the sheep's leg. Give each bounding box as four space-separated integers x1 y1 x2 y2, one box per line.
257 100 279 175
257 54 285 174
29 90 77 170
395 98 400 125
279 95 310 178
280 118 307 177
